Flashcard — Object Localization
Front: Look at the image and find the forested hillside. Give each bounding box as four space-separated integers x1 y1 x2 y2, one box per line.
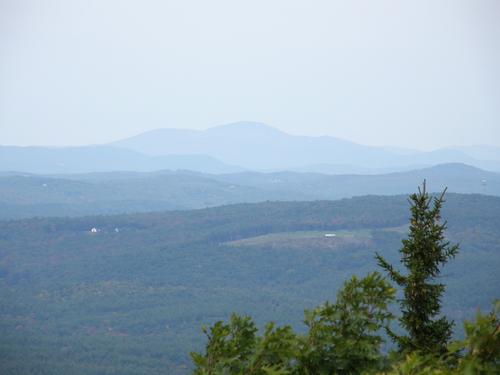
0 163 498 219
0 194 499 374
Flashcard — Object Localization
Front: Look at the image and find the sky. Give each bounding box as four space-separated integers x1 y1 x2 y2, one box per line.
1 0 499 150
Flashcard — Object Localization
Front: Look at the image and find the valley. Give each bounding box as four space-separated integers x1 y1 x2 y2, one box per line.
1 194 498 374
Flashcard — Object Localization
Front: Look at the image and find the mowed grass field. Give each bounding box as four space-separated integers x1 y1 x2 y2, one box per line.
225 229 374 249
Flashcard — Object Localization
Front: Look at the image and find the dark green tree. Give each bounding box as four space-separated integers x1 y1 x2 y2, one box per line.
191 272 395 375
376 181 459 355
190 314 297 374
298 272 395 375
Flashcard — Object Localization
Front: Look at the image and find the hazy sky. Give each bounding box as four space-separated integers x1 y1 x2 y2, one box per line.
1 0 499 150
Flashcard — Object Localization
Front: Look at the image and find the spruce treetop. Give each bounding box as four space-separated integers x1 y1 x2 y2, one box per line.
376 181 459 355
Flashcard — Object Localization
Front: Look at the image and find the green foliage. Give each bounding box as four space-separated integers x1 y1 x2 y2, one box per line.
381 352 446 375
192 272 395 375
376 182 459 355
1 195 499 374
380 302 500 374
451 300 500 374
190 314 297 374
190 187 499 375
298 272 395 374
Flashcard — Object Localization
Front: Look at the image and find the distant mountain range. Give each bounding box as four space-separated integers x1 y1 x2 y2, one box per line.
1 122 499 174
0 145 242 175
111 121 500 172
1 163 497 219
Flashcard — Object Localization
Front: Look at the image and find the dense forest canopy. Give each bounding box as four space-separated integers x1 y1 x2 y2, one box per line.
0 193 499 374
191 186 499 374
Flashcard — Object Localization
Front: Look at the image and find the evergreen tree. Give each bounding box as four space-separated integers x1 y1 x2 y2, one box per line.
376 181 459 355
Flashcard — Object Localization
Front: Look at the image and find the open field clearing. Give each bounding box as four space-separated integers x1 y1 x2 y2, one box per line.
226 229 374 249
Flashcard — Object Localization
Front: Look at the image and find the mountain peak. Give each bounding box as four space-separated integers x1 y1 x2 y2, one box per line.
105 122 500 172
425 162 485 174
206 121 284 135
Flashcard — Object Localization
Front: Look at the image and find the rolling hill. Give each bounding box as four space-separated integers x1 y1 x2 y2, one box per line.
1 194 499 374
0 163 498 219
